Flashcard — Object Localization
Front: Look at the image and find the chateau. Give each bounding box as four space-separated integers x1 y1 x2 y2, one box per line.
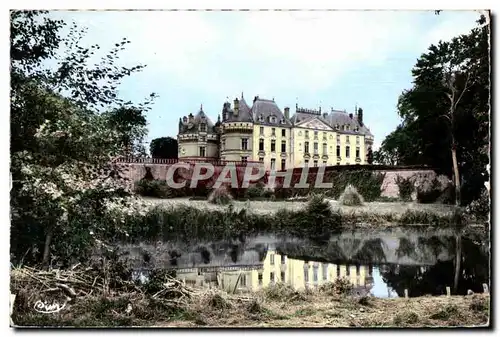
177 94 374 171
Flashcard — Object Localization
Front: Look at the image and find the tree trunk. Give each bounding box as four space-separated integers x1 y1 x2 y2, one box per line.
42 227 53 268
451 144 461 206
453 234 462 294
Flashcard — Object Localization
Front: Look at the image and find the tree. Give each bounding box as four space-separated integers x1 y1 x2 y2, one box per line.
374 14 489 205
10 10 155 266
150 137 178 159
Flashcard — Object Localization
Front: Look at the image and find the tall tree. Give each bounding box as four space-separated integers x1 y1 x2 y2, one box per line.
150 137 178 159
374 14 490 205
10 10 156 266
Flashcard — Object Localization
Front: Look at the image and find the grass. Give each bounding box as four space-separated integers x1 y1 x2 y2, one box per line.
12 289 490 328
115 198 470 245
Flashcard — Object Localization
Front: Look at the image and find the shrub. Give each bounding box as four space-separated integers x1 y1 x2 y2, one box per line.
207 186 233 205
395 175 415 202
134 179 172 199
466 188 490 220
338 184 364 206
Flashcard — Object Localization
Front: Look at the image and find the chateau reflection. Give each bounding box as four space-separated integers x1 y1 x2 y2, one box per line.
174 249 374 294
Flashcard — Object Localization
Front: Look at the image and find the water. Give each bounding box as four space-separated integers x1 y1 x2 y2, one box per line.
120 227 489 298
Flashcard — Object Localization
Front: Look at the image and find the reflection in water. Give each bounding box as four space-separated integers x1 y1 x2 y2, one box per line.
124 228 488 298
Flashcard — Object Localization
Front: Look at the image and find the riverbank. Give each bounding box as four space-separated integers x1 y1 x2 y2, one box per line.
13 286 490 328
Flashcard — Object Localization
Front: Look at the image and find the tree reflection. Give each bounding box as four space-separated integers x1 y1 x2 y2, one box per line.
381 235 488 297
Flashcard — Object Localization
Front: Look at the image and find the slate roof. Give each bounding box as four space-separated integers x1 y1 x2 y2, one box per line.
179 107 217 135
325 110 373 137
250 96 293 127
222 96 254 123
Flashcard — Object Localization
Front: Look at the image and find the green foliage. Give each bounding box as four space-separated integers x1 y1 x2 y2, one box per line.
466 188 490 220
375 15 489 205
395 176 415 202
10 11 157 266
338 184 364 206
150 137 178 159
135 179 173 199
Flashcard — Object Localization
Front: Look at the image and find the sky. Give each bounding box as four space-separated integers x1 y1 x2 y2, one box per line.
47 10 482 152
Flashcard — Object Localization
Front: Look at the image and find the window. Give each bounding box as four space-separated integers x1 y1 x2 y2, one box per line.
199 146 206 157
241 156 248 163
323 143 327 154
200 123 207 132
270 254 275 265
222 139 225 150
323 132 327 140
313 160 318 167
304 160 309 167
259 115 264 122
314 131 318 139
304 141 309 153
356 147 360 159
346 146 350 158
259 157 264 163
322 264 328 280
240 273 247 287
336 264 340 277
337 135 340 143
304 268 309 282
241 138 248 150
313 266 318 282
271 158 276 170
305 130 309 139
281 271 285 282
281 255 286 264
200 136 206 142
356 136 360 145
259 139 264 151
313 142 318 155
356 265 361 277
281 140 286 153
369 265 373 276
281 159 286 171
260 127 264 135
270 272 275 283
323 161 327 165
346 265 350 276
336 145 341 157
282 129 286 137
270 116 277 123
271 128 276 136
258 273 263 286
271 140 276 152
346 135 350 143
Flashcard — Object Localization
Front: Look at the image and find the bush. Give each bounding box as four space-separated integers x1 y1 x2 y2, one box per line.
338 184 364 206
207 186 233 205
134 179 172 199
466 188 490 220
395 175 415 202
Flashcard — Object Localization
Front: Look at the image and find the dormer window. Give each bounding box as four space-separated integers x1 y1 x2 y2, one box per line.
335 124 339 130
259 115 264 122
269 116 277 123
280 118 285 124
200 123 207 132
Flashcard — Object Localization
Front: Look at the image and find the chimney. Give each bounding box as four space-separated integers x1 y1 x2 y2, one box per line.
323 112 328 119
178 118 183 132
233 98 239 117
254 95 259 103
349 113 353 119
284 107 290 119
182 116 188 123
358 108 364 126
188 113 194 123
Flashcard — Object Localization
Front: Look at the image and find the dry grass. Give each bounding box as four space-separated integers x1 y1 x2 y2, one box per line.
159 292 490 328
13 278 490 328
